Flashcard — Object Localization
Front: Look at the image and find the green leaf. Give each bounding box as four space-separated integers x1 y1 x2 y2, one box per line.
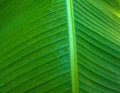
0 0 120 93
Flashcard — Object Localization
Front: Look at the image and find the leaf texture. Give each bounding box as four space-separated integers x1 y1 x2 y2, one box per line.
0 0 120 93
74 0 120 93
0 0 72 93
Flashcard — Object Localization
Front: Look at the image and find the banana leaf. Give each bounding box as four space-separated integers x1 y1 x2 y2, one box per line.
0 0 120 93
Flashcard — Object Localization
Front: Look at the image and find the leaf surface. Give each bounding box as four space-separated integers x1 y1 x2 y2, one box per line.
0 0 120 93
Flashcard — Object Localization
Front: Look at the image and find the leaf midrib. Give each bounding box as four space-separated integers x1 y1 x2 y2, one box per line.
66 0 78 93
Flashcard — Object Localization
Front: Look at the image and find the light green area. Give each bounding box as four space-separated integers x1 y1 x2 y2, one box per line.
66 0 78 93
